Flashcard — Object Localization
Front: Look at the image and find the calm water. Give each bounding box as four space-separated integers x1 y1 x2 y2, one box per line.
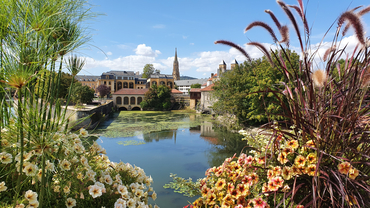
94 111 245 208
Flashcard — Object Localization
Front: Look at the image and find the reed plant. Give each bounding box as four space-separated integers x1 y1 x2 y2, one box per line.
190 0 370 207
0 0 158 207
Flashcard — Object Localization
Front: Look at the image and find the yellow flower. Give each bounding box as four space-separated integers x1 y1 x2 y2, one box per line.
349 168 359 180
282 147 294 155
151 191 157 201
63 186 70 194
236 184 250 197
306 164 317 176
272 166 282 176
206 192 217 205
277 153 288 164
282 166 292 180
306 140 316 148
306 153 317 164
286 140 299 150
215 178 226 191
294 155 306 167
338 162 351 175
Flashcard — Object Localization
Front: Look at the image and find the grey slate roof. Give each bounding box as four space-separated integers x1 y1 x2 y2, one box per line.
149 74 173 79
75 75 100 81
174 78 208 86
103 71 135 76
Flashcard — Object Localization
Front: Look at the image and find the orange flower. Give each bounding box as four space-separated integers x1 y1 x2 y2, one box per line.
205 192 217 205
257 156 266 165
306 140 316 148
272 166 282 176
349 168 359 179
291 165 302 176
268 180 278 191
286 140 299 150
294 155 306 167
236 184 250 197
338 162 351 175
253 197 267 208
222 194 234 207
267 170 275 180
282 147 294 155
272 176 284 188
296 205 304 208
250 172 259 185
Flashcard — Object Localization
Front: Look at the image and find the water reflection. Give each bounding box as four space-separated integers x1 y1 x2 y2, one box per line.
96 112 247 208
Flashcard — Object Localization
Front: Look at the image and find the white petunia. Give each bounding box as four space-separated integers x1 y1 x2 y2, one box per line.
65 197 76 208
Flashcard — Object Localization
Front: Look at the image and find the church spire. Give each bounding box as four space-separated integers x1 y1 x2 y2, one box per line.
173 48 180 81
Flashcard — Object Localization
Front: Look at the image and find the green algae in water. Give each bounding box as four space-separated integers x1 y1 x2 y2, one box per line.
97 111 209 138
117 140 146 146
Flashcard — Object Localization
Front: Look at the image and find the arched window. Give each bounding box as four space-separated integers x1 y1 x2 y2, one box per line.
137 97 143 105
124 97 129 105
123 82 128 88
160 81 165 85
117 82 122 90
116 97 122 105
129 82 134 88
130 97 136 105
152 81 157 86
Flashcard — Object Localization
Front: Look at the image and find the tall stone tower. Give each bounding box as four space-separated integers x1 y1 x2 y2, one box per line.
173 48 180 81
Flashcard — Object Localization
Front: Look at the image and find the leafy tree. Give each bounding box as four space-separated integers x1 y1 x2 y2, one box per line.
142 64 160 78
96 84 111 98
59 72 79 98
213 50 299 125
190 83 201 88
71 85 95 104
141 84 171 110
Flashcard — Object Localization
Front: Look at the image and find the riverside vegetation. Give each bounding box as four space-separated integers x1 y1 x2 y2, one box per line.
0 0 158 207
166 1 370 207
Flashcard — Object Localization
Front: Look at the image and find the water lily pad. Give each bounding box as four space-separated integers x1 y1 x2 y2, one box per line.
117 140 146 146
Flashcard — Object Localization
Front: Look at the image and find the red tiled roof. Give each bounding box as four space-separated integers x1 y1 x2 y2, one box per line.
190 88 202 92
171 89 183 94
200 83 215 92
201 82 207 86
113 88 149 95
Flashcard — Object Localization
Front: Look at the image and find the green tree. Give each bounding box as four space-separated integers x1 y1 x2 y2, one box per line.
213 50 299 125
142 64 160 78
141 84 171 110
59 72 79 98
72 85 95 104
191 83 201 88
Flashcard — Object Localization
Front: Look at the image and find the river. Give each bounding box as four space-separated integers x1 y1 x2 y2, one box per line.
93 111 246 208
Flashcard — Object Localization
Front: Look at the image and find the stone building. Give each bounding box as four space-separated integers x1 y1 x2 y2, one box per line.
172 48 180 81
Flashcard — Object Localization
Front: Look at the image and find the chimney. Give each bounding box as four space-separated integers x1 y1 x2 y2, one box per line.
211 73 214 77
136 71 140 75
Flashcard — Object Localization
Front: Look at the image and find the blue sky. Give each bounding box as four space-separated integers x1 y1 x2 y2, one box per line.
78 0 370 78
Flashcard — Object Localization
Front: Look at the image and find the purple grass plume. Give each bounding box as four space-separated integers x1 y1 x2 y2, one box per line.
214 40 251 62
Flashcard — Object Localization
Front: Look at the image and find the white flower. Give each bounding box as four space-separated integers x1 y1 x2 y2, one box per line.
104 174 113 185
151 191 157 201
28 200 39 208
0 152 12 164
127 198 136 208
24 190 38 203
79 128 88 137
88 185 102 198
114 198 126 208
117 184 128 195
0 181 7 192
59 159 71 171
24 164 38 176
45 160 55 172
135 189 144 198
65 197 76 208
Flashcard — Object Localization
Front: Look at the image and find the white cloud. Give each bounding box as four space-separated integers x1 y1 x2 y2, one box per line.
182 36 188 39
106 51 112 56
190 43 194 45
134 44 161 57
118 44 130 50
153 24 165 29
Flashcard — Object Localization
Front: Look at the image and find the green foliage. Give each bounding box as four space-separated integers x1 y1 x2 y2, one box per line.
59 72 79 98
142 64 160 78
190 83 201 88
213 50 299 125
163 174 201 197
141 84 171 110
71 85 95 104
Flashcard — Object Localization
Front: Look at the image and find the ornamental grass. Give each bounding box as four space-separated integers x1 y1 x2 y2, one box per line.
186 0 370 207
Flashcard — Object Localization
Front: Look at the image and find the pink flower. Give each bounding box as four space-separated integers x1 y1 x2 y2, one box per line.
253 197 267 208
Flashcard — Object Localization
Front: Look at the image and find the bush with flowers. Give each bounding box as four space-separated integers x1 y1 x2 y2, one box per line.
0 124 158 208
172 0 370 207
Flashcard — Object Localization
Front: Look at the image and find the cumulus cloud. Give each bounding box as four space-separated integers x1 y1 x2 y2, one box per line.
134 44 161 57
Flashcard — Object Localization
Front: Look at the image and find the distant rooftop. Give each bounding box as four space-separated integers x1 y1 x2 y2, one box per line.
174 78 207 86
75 75 100 81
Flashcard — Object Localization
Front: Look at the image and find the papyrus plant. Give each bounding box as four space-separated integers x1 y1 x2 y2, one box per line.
215 0 370 207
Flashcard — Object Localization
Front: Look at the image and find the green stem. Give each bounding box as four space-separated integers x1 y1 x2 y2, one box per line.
14 88 24 207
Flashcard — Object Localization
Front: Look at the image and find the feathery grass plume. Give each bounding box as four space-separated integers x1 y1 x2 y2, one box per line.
214 40 251 62
288 4 309 35
265 10 281 29
279 25 289 45
338 11 365 45
360 67 370 88
276 0 304 51
247 42 274 67
323 45 336 62
244 21 278 42
312 69 327 88
342 6 369 36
